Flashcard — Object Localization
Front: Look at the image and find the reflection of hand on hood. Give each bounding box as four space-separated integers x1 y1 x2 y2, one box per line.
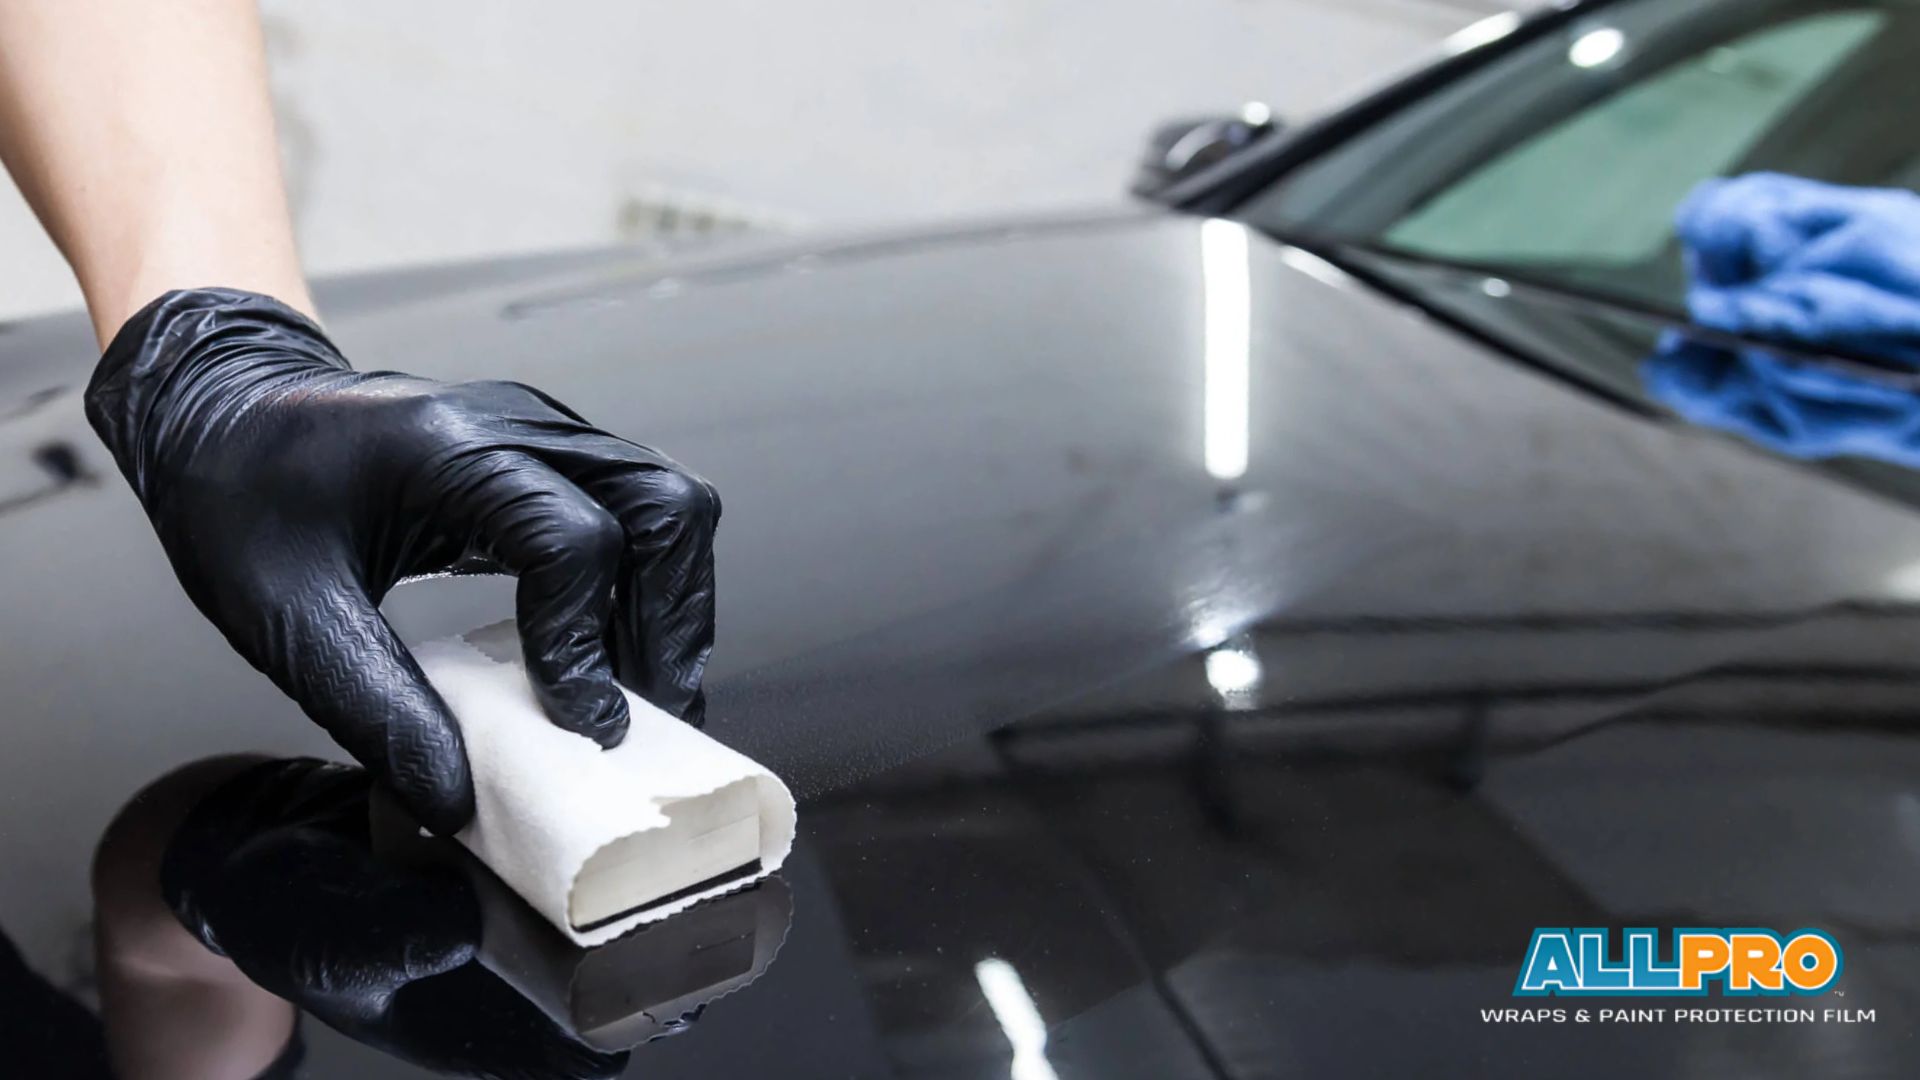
0 927 111 1079
1675 172 1920 365
161 757 629 1080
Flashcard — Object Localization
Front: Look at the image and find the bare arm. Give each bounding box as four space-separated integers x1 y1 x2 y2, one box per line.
0 0 312 345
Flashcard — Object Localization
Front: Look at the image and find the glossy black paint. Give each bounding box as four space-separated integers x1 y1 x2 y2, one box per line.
4 204 1920 1075
4 7 1920 1068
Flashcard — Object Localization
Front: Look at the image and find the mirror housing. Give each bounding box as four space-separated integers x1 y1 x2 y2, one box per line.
1131 103 1280 204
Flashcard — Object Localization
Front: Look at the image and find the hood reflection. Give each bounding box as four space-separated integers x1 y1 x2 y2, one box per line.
91 755 791 1079
1645 331 1920 469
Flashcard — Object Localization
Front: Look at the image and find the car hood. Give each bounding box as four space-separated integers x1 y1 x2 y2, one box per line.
7 210 1920 1076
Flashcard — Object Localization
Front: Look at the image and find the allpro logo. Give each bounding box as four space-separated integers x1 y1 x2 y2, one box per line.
1514 929 1842 997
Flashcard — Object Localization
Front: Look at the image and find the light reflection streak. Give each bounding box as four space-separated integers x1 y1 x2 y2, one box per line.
1202 218 1251 481
975 958 1060 1080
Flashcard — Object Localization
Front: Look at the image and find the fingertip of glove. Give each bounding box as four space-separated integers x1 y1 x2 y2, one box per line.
411 775 476 838
589 694 632 749
541 686 630 750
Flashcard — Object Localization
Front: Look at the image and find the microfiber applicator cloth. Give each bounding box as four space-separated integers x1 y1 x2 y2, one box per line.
1674 171 1920 363
412 623 795 947
1643 173 1920 464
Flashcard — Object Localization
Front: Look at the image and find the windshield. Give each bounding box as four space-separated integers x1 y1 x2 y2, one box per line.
1236 0 1920 313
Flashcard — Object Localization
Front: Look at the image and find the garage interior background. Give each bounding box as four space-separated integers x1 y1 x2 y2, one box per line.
0 0 1514 321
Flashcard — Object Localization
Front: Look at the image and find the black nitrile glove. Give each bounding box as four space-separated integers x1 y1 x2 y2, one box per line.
86 289 720 835
162 758 629 1079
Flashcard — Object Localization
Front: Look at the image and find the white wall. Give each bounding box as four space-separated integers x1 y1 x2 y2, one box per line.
0 0 1504 321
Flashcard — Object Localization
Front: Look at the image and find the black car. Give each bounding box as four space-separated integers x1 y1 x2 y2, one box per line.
6 0 1920 1075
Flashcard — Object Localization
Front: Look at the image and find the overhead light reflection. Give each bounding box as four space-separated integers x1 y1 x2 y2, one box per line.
974 958 1060 1080
1277 244 1352 290
1188 603 1255 651
1201 218 1251 481
1442 11 1523 56
1568 27 1625 68
1205 642 1263 701
1884 559 1920 599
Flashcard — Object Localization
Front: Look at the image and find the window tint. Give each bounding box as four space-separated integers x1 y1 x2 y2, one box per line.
1385 13 1880 266
1241 0 1920 309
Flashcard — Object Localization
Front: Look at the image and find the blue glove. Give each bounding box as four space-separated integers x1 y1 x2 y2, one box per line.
1676 172 1920 365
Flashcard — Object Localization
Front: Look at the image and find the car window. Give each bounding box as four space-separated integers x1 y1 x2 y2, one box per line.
1384 12 1880 269
1239 0 1920 310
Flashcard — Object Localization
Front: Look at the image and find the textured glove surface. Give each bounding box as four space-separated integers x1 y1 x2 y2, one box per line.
87 289 720 834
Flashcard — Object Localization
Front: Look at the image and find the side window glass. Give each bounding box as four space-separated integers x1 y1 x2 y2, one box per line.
1382 11 1884 270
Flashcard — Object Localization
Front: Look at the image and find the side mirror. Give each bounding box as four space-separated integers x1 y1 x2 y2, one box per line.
1131 103 1280 204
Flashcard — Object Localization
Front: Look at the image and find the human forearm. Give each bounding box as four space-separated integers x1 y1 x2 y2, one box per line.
7 2 721 837
0 0 311 345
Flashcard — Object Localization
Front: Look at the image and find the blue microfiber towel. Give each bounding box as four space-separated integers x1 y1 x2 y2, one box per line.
1641 173 1920 465
1675 172 1920 365
1642 332 1920 466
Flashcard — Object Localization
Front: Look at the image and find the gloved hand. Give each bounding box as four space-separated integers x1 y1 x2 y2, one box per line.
162 757 630 1079
1675 172 1920 364
85 289 720 835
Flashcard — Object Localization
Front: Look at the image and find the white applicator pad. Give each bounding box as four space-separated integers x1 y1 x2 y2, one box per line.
411 622 796 947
